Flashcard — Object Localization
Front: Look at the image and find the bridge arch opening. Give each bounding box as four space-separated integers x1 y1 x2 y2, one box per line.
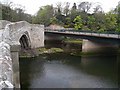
19 34 30 49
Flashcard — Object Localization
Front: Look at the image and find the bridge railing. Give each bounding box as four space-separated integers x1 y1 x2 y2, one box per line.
45 28 120 39
45 28 120 34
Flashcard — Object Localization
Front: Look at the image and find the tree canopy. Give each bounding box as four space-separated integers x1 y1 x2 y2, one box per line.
1 1 120 32
0 2 32 23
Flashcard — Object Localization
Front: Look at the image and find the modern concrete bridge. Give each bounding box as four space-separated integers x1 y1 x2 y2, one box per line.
0 20 44 89
45 29 120 40
45 29 120 52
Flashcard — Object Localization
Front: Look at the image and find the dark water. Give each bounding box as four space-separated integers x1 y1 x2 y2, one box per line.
20 40 119 88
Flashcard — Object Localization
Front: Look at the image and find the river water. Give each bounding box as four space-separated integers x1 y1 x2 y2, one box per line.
19 40 119 88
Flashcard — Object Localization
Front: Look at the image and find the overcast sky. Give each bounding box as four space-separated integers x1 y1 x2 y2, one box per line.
0 0 120 15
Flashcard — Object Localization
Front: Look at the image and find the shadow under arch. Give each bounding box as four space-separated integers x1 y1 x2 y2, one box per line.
19 33 31 50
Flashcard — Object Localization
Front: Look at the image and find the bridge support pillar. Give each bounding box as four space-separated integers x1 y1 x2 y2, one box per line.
11 43 20 88
82 39 118 53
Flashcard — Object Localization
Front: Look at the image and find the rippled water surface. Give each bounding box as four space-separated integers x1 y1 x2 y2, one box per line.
20 40 119 88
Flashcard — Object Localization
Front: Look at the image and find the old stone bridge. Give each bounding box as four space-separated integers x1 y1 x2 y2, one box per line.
0 20 120 89
0 20 44 89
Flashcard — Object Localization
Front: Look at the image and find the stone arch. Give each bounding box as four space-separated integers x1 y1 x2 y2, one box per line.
19 32 31 49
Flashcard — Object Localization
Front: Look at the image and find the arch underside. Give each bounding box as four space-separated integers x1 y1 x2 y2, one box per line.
19 34 31 49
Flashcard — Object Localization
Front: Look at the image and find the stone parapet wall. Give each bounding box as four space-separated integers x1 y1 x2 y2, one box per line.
0 42 14 89
0 20 11 29
0 20 14 89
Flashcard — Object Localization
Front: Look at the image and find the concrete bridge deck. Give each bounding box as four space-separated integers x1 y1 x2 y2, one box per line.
45 29 120 40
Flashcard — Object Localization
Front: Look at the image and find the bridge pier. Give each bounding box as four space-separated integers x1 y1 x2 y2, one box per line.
82 39 118 53
10 43 20 88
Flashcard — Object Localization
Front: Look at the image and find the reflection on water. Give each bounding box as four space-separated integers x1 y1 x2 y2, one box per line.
20 40 119 88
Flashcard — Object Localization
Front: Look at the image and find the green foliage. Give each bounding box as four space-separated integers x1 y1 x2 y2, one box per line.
93 13 106 31
64 17 72 28
82 26 90 30
73 15 83 30
2 1 119 33
1 4 12 21
105 12 117 30
98 28 105 33
32 1 119 32
116 28 120 33
116 23 120 32
32 5 54 26
87 16 96 30
0 3 32 23
116 4 120 32
50 17 59 25
69 3 79 22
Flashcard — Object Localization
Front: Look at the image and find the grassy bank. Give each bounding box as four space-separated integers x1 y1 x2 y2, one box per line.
38 48 64 54
63 38 82 44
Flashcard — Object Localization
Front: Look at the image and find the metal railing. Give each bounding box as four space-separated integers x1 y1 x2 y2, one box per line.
45 28 120 39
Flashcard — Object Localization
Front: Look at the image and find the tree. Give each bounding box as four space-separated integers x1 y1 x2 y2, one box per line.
32 5 54 26
87 15 96 30
105 12 117 31
116 2 120 32
69 3 79 26
93 4 103 13
0 3 2 19
73 15 83 30
56 2 62 15
78 2 92 13
50 17 59 25
63 2 70 16
1 4 12 21
64 17 72 28
72 3 77 10
93 12 106 31
0 2 32 23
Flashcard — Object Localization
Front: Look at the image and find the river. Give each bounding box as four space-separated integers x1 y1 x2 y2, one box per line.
19 40 119 88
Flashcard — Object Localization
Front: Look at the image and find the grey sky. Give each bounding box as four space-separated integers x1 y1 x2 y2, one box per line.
1 0 119 15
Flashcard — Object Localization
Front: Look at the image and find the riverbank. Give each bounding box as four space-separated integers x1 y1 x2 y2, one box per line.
63 38 82 44
20 47 117 58
19 48 64 58
19 38 120 58
38 48 64 54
